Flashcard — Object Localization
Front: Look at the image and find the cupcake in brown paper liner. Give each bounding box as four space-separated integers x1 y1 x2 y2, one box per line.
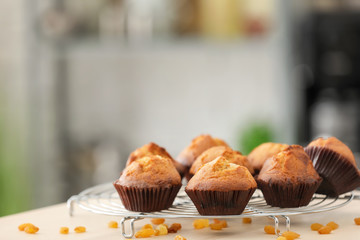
177 134 229 181
185 156 257 215
304 137 360 197
126 142 186 178
257 145 322 208
114 155 182 212
189 146 254 179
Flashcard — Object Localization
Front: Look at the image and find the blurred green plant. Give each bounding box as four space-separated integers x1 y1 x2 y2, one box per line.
238 121 274 155
0 99 30 216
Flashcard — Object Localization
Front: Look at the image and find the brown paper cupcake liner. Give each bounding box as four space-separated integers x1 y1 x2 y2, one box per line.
305 146 360 197
185 188 256 215
256 178 322 208
113 181 181 212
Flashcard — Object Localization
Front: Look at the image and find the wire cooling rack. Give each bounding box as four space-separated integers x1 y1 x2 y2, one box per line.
67 182 354 238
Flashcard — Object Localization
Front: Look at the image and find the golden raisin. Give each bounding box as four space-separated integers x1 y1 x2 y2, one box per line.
281 231 300 240
326 221 339 230
210 223 223 230
214 219 228 228
151 218 165 225
242 218 252 224
355 218 360 225
141 224 153 230
24 225 39 234
174 235 187 240
264 225 278 235
193 219 209 229
135 228 155 238
276 237 287 240
168 223 182 233
108 221 118 228
74 226 86 233
60 227 69 234
318 226 332 234
18 223 34 231
310 223 323 231
155 224 168 236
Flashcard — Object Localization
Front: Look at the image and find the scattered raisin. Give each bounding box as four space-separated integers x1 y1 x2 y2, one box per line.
151 218 165 225
108 221 118 228
193 219 209 229
210 223 223 230
74 226 86 233
141 224 153 230
168 223 182 233
18 223 34 231
24 225 39 234
174 235 187 240
264 225 277 235
135 228 155 238
310 223 323 231
214 219 228 228
318 226 332 234
155 224 168 236
59 227 69 234
281 231 300 240
242 218 252 224
326 221 339 230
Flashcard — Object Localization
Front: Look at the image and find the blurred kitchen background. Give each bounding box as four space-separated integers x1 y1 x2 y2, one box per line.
1 0 360 216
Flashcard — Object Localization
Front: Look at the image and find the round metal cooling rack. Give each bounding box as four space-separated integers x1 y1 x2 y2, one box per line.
67 182 354 238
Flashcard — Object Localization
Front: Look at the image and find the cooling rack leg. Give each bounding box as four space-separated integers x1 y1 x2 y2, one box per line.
66 196 76 217
282 215 291 232
120 217 143 238
269 216 280 236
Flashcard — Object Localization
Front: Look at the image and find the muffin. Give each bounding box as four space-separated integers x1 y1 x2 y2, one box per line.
304 137 360 197
247 142 289 174
126 142 186 177
189 146 254 178
114 155 182 212
257 145 322 208
185 156 257 215
177 134 229 180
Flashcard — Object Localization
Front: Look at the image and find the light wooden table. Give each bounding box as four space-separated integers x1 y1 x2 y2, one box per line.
1 196 359 240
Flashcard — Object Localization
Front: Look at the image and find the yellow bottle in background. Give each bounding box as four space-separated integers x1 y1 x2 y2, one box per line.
199 0 244 40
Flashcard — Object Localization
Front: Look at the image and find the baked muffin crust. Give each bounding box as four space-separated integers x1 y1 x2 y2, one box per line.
258 145 321 184
190 146 254 175
186 156 257 191
120 155 181 188
248 142 289 173
126 142 186 176
177 134 229 167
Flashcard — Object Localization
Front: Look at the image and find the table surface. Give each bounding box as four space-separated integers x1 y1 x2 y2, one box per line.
1 196 359 240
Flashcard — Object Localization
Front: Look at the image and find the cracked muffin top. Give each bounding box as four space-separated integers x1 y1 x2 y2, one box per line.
186 156 257 191
190 146 254 175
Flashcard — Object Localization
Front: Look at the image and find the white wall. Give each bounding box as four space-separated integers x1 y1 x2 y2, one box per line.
66 38 294 159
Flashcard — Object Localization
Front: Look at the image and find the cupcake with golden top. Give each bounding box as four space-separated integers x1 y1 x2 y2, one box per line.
185 156 257 215
257 145 322 208
177 134 229 180
189 146 254 178
126 142 186 177
114 155 182 212
247 142 289 174
304 137 360 197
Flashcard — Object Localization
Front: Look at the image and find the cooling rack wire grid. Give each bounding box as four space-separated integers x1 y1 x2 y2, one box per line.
67 183 354 238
